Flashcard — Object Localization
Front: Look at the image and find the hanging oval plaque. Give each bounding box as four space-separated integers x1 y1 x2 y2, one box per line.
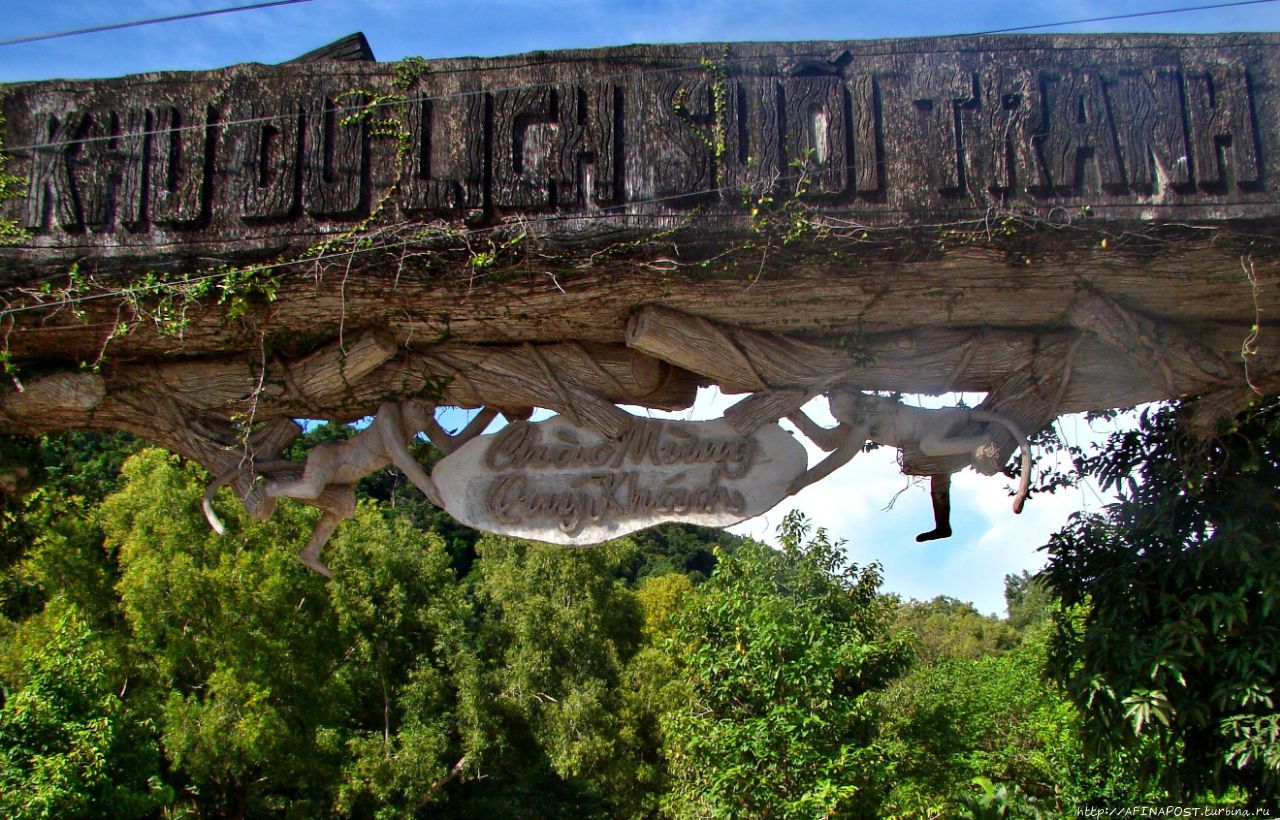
433 416 807 545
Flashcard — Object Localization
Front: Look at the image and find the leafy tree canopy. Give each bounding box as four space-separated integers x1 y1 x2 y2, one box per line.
660 511 912 818
892 595 1020 664
0 603 168 820
1044 399 1280 806
1004 570 1054 632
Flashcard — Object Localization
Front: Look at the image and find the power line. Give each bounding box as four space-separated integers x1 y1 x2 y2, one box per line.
0 0 1265 51
971 0 1280 35
0 0 320 49
5 0 1275 319
3 0 1278 150
12 146 1241 323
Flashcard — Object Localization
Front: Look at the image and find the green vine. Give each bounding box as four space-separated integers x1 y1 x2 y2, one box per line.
393 56 432 90
336 89 409 141
0 110 29 245
744 151 824 244
672 53 729 175
704 55 729 160
301 58 506 273
10 56 1191 380
5 54 628 366
69 51 511 349
0 98 27 384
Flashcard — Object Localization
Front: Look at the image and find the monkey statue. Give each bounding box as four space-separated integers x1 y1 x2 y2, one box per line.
203 401 497 576
786 391 1032 542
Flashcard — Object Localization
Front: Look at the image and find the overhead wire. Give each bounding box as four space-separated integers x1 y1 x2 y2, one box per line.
0 58 721 154
0 0 321 49
11 147 1261 323
971 0 1280 35
1 0 1269 50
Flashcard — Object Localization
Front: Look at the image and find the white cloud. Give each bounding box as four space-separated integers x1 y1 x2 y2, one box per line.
719 391 1128 616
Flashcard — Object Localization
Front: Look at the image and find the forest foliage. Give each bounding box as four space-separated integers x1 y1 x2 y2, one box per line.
0 399 1277 817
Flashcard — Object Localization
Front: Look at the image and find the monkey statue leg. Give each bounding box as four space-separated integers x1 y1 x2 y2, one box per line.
266 442 343 501
298 513 341 578
296 485 356 578
915 473 953 542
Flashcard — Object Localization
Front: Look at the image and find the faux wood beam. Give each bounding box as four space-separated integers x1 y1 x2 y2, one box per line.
0 35 1278 451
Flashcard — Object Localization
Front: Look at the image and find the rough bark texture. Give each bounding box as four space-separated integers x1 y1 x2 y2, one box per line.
0 34 1278 501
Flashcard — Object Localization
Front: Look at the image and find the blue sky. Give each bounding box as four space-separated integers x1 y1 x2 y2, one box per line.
2 1 1274 613
2 0 1278 81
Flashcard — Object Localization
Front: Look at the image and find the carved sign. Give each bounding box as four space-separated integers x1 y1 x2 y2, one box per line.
3 35 1278 280
433 416 807 545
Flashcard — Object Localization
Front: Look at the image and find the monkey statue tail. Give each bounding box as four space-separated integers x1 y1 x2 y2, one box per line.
969 411 1033 515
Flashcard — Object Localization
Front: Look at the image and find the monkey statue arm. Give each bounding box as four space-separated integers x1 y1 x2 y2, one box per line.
904 404 1034 514
916 473 953 542
258 400 446 508
422 406 499 456
202 458 295 535
263 405 407 504
784 409 871 495
968 410 1032 514
376 401 445 507
786 409 850 452
203 399 452 577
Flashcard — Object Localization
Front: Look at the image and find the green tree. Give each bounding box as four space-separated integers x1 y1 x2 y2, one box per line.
321 506 489 817
103 449 345 815
466 535 642 814
1004 570 1053 632
892 595 1019 664
660 511 912 818
0 490 120 640
619 524 744 584
879 623 1159 817
610 572 697 817
96 450 499 813
0 432 168 818
100 447 507 817
0 604 168 819
1043 399 1280 805
1 430 140 620
34 431 142 503
0 430 773 816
